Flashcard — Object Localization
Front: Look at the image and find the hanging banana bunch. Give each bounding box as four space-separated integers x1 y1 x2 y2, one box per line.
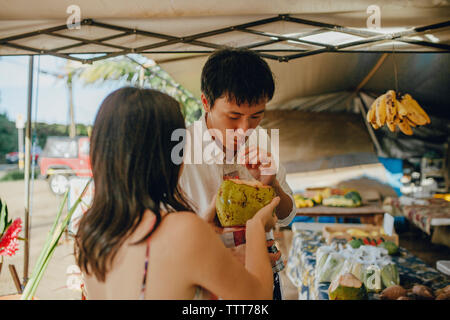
366 90 430 135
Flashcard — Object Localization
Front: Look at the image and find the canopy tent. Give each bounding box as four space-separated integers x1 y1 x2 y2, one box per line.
2 0 447 160
1 0 449 284
1 0 449 62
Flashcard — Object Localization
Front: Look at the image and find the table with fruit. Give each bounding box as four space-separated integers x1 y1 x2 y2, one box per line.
294 188 385 225
286 224 450 300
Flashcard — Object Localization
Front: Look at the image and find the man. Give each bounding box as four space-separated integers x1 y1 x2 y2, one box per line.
178 48 296 299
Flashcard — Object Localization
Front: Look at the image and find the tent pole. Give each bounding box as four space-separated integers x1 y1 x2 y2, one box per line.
355 53 388 93
23 55 34 287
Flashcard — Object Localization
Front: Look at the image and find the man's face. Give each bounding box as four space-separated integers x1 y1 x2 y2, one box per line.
203 94 266 152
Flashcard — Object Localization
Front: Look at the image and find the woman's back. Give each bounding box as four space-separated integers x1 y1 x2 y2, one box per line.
83 210 207 299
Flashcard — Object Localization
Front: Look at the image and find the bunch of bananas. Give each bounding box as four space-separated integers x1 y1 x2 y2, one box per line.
294 194 315 208
366 90 430 135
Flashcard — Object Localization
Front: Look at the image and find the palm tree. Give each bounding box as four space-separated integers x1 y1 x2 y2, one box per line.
70 55 203 125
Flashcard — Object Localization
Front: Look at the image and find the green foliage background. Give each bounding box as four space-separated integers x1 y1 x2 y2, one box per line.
75 55 203 124
0 54 203 163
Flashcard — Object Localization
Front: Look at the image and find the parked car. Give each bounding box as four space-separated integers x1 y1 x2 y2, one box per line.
39 136 92 195
5 145 42 164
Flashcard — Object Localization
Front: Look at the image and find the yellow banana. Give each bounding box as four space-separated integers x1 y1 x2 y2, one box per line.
408 94 430 124
369 96 379 113
387 121 396 132
385 90 398 124
371 120 380 129
375 94 387 127
400 94 428 125
397 118 413 135
406 117 417 127
367 105 379 128
393 114 400 126
397 98 408 119
366 105 374 123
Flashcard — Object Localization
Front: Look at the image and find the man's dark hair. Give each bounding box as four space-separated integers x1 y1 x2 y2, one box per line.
201 48 275 108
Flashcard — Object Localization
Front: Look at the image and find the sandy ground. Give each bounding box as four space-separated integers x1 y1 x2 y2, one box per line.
0 179 81 299
0 179 298 300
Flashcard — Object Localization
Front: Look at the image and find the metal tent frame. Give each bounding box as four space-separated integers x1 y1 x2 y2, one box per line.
1 12 449 291
1 14 449 64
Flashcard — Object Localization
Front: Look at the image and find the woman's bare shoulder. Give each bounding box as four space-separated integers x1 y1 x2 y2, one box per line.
160 211 217 247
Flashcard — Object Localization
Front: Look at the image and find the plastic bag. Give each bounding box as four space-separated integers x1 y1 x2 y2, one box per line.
317 252 345 283
330 257 355 284
380 262 400 288
363 264 382 292
315 246 334 276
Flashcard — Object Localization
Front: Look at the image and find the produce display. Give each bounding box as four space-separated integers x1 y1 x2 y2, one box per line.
293 194 315 208
323 225 399 246
215 179 275 227
380 284 450 300
294 188 362 208
322 191 362 207
316 235 448 300
328 273 368 300
366 90 431 135
316 242 402 299
349 237 399 255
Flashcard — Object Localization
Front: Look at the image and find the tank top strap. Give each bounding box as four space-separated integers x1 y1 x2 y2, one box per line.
139 216 157 300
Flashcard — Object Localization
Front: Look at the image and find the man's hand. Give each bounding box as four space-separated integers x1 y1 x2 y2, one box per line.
237 146 277 186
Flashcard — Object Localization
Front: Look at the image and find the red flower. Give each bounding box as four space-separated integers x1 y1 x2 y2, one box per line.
0 218 22 257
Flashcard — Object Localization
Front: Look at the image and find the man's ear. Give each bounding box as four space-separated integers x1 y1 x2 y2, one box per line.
201 93 210 113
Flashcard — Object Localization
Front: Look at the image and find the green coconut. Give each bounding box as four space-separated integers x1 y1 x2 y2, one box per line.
216 179 276 227
381 263 400 288
328 273 368 300
378 241 399 255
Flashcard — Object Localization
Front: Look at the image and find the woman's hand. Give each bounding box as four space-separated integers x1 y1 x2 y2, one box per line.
201 194 225 234
251 197 280 232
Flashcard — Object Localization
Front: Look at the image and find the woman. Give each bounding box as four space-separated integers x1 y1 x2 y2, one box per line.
75 87 279 299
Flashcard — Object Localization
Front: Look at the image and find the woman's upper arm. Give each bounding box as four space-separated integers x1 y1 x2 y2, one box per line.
176 214 272 300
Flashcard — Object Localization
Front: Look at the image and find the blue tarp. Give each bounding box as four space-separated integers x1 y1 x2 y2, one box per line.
378 157 403 196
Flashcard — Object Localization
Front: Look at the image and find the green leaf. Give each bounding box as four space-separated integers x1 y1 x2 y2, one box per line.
0 199 9 235
21 179 91 300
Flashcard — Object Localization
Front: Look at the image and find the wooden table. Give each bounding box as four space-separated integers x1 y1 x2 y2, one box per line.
296 205 386 225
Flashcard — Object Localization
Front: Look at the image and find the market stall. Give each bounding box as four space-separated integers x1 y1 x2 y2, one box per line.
286 223 450 300
1 0 449 300
296 205 386 225
384 196 450 247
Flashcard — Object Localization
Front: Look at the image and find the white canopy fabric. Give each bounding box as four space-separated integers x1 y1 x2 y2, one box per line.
1 0 449 60
1 0 449 164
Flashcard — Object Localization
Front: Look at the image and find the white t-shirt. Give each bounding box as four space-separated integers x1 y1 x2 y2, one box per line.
178 114 296 230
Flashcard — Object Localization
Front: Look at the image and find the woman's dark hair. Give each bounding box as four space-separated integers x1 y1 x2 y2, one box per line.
201 48 275 108
75 87 193 282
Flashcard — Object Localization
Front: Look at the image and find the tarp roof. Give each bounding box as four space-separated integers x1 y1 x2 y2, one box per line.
1 0 449 164
1 0 449 61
